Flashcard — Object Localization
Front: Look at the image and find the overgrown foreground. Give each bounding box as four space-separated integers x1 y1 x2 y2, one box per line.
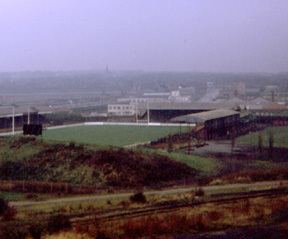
1 137 288 238
1 194 288 238
0 137 195 189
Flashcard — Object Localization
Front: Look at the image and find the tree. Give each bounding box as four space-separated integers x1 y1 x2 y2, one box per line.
231 128 237 153
268 129 275 160
0 198 9 215
0 223 28 239
269 129 274 150
187 134 193 154
47 214 71 234
258 132 264 154
29 221 46 239
129 192 146 203
0 197 17 221
167 135 173 153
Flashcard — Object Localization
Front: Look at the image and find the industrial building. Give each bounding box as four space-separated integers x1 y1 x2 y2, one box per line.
0 112 46 130
139 102 236 122
171 109 240 140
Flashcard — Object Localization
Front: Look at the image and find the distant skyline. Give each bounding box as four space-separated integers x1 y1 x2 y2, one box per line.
0 0 288 73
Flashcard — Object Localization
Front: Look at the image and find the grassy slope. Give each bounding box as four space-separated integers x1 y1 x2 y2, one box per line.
237 126 288 148
1 134 287 190
156 151 220 176
0 137 44 161
0 138 196 187
0 191 26 201
43 125 182 146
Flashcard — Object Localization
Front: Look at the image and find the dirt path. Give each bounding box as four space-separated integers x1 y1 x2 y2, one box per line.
192 140 240 156
11 180 288 208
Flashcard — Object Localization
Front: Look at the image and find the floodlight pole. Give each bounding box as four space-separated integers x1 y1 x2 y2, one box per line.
27 106 30 124
135 103 138 124
0 105 15 135
147 101 150 125
12 106 15 135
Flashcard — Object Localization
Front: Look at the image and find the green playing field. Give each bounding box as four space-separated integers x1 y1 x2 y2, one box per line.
43 125 184 146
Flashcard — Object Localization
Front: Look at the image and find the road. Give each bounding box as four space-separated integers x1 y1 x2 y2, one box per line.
11 180 288 208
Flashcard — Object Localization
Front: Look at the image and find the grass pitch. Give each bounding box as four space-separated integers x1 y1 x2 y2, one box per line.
236 126 288 148
43 125 182 146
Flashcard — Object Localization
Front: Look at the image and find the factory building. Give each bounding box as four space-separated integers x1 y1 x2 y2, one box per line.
139 102 235 122
0 112 46 130
171 109 240 140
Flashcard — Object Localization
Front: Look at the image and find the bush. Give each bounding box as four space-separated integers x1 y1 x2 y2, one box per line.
96 232 111 239
47 214 71 234
195 187 205 197
0 223 28 239
270 208 288 223
0 197 16 220
28 221 46 239
2 207 17 221
129 192 147 203
0 198 9 215
26 193 38 200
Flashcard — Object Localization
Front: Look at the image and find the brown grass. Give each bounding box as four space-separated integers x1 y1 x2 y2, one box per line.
72 195 288 238
43 232 92 239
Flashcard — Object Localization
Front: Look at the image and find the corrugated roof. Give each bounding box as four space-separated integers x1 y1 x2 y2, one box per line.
226 97 245 104
170 109 240 123
138 102 234 110
248 97 271 105
262 103 288 110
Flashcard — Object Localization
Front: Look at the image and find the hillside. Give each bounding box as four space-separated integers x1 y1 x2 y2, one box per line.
0 137 196 188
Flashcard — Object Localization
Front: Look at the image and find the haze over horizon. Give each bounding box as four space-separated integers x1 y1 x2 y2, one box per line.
0 0 288 73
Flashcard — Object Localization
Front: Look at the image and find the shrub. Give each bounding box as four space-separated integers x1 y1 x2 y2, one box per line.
2 206 17 221
0 198 10 215
0 223 28 239
0 197 16 220
195 187 205 197
258 132 263 153
29 222 46 239
270 208 288 223
167 135 173 152
47 214 71 234
26 193 38 200
96 232 111 239
129 192 147 203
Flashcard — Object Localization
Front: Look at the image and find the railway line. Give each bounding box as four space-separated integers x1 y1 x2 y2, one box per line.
70 187 288 226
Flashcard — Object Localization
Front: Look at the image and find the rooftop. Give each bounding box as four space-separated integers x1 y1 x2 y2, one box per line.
139 102 235 111
170 109 240 123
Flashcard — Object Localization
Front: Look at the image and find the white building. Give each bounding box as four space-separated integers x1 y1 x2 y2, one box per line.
117 97 170 104
107 104 136 116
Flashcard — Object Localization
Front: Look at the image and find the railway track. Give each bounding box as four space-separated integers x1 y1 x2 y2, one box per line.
70 188 288 226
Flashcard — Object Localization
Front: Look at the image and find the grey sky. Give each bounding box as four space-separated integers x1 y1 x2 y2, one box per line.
0 0 288 72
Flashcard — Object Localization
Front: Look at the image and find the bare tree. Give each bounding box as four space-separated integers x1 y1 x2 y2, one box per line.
167 135 173 153
187 133 192 154
268 129 275 160
258 132 263 154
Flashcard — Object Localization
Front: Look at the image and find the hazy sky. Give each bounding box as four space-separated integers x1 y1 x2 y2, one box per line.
0 0 288 72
